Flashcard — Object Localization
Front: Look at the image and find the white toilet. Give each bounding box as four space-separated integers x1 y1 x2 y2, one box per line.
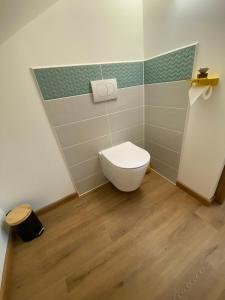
99 141 150 192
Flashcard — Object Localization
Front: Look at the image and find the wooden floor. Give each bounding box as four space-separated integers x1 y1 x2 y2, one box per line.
6 171 225 300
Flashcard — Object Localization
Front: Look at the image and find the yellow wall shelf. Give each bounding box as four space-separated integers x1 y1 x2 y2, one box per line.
190 77 219 86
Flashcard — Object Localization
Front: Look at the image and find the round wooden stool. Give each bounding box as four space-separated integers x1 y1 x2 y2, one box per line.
6 204 44 242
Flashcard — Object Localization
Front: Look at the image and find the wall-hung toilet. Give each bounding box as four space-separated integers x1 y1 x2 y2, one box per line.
99 142 150 192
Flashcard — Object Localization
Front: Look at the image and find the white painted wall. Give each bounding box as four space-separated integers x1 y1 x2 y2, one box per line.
0 0 144 212
0 0 59 44
0 208 8 289
143 0 225 199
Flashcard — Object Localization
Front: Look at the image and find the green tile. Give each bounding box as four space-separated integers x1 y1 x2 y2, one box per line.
144 45 196 84
34 65 102 100
33 45 195 100
101 62 143 88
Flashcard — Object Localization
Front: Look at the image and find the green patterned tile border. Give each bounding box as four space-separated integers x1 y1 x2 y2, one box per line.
34 61 143 100
101 62 143 88
144 45 196 84
33 65 102 100
33 45 195 100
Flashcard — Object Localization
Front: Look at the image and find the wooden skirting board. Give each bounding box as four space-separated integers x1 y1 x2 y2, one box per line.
176 181 214 206
36 193 77 216
215 165 225 204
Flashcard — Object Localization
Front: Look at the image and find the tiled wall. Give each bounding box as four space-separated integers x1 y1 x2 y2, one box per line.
144 45 196 182
34 62 144 195
34 45 195 193
144 45 195 84
145 81 189 182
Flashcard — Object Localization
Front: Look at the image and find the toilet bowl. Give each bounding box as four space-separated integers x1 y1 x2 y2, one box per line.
99 141 150 192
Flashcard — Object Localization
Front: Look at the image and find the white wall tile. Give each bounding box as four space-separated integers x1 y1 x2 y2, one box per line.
44 94 107 126
145 81 189 108
145 105 151 124
107 85 144 113
109 107 144 132
111 125 144 145
149 106 187 132
70 157 102 182
55 116 110 147
76 173 108 195
134 140 145 148
146 142 180 169
151 157 178 183
64 135 111 166
145 124 183 153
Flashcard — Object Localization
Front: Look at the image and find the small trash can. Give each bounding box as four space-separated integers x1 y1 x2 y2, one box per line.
5 204 44 242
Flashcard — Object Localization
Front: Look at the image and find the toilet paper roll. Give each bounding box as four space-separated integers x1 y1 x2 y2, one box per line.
189 85 213 106
202 85 213 100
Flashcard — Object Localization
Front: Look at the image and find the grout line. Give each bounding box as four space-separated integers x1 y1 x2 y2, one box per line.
101 62 113 147
69 156 99 169
100 65 103 79
62 134 109 150
106 103 113 146
67 138 144 169
75 171 105 184
41 84 144 102
109 106 144 116
62 124 144 150
151 156 178 171
134 139 144 147
103 96 112 146
145 123 184 134
151 169 176 186
44 92 92 102
79 181 108 197
144 79 189 86
145 105 187 110
106 122 144 140
142 62 145 143
146 141 180 154
53 106 144 129
53 114 106 128
142 61 145 85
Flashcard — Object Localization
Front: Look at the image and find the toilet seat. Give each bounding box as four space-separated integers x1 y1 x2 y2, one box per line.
100 141 150 169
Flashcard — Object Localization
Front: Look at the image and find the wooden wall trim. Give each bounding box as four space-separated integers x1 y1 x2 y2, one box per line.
176 181 214 206
215 165 225 204
0 231 13 300
36 193 77 216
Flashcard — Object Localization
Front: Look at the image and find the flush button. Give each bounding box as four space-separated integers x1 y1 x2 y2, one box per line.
97 84 108 97
91 79 118 103
107 83 115 95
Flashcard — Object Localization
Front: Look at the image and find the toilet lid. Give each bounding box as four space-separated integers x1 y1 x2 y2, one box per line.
100 141 150 169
